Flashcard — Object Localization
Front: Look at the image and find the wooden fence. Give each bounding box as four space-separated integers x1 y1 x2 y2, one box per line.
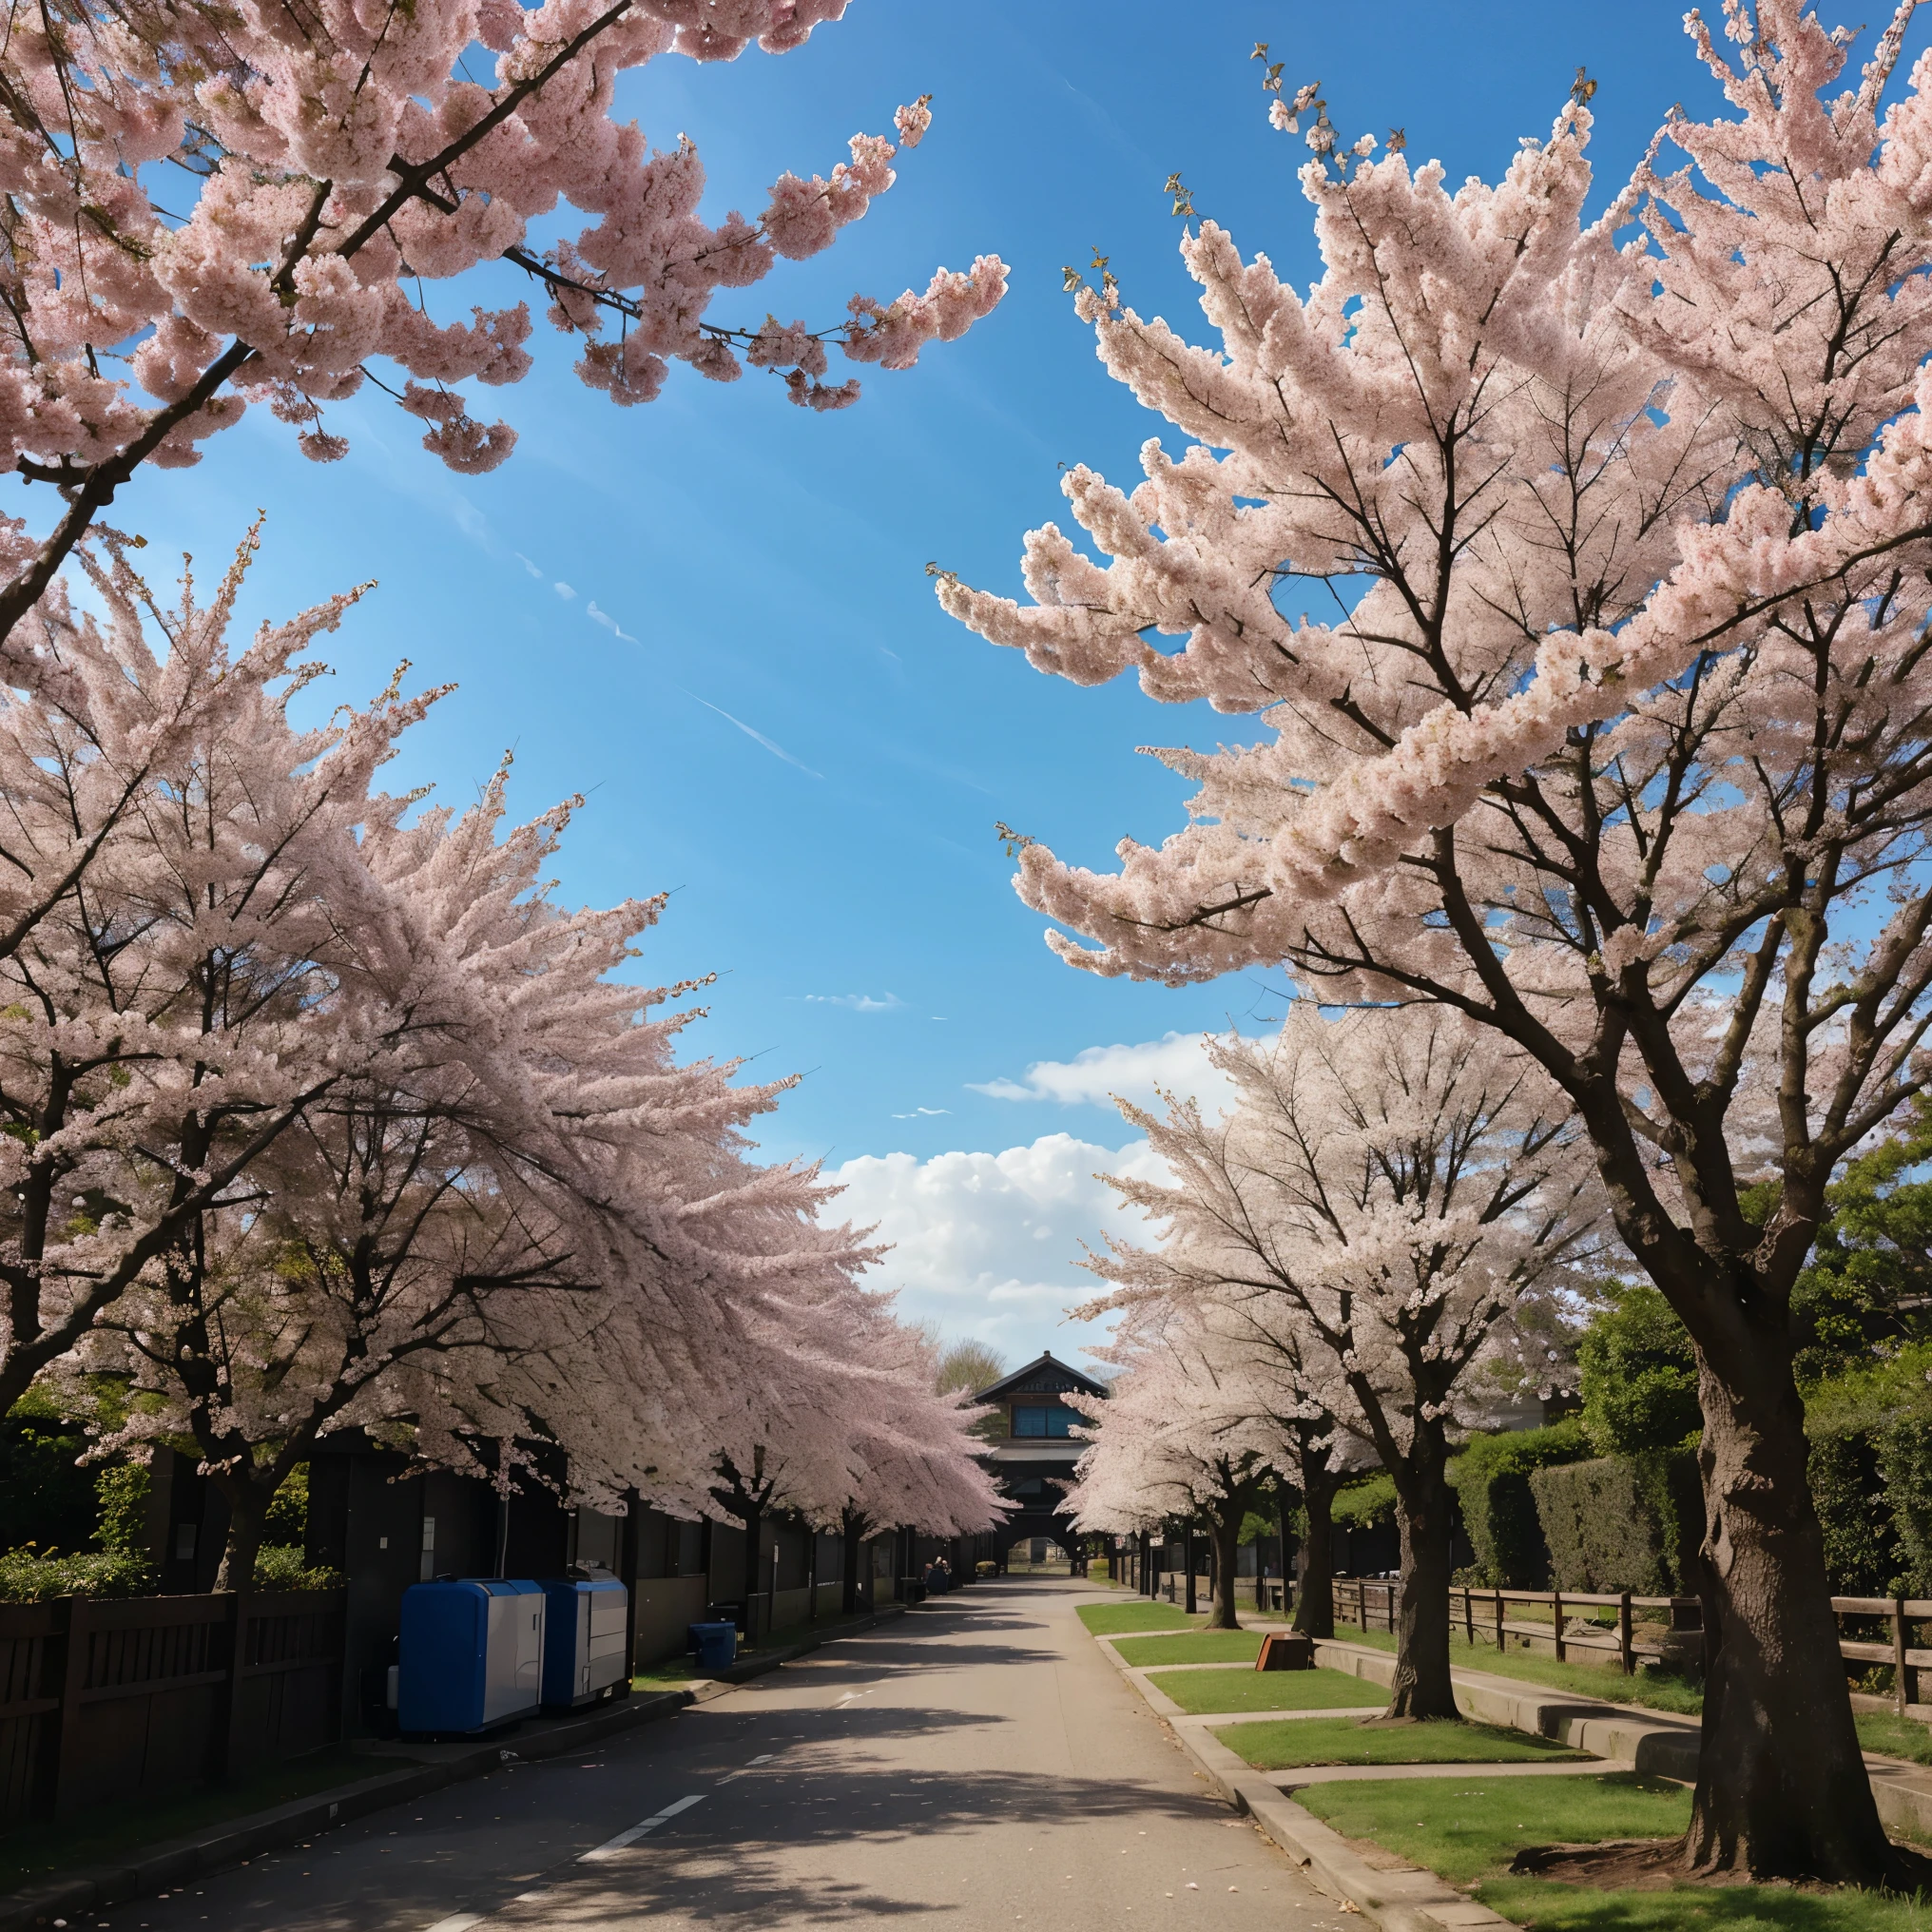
1332 1578 1699 1674
0 1588 343 1825
1332 1579 1932 1715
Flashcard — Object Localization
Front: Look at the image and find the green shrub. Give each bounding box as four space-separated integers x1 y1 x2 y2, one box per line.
1578 1283 1702 1455
1449 1420 1588 1588
1810 1426 1903 1595
92 1462 150 1558
0 1394 101 1555
251 1544 344 1591
1331 1472 1397 1529
263 1464 308 1546
1530 1450 1702 1594
0 1547 153 1600
1875 1419 1932 1597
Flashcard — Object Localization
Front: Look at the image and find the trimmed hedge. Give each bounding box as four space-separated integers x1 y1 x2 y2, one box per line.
1448 1420 1588 1588
1811 1428 1903 1596
1529 1450 1702 1594
1876 1420 1932 1597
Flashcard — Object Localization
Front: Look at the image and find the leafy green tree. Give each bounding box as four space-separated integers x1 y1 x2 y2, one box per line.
935 1339 1008 1444
1577 1284 1702 1455
1791 1095 1932 1387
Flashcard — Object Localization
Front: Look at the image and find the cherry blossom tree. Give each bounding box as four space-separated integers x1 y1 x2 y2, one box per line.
939 0 1932 1881
0 0 1007 646
0 532 428 1435
1082 1011 1598 1716
1062 1307 1281 1630
8 531 995 1588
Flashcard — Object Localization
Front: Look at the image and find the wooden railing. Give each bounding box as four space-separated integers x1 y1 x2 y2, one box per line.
1332 1579 1700 1675
1331 1580 1932 1715
1827 1596 1932 1712
0 1588 344 1825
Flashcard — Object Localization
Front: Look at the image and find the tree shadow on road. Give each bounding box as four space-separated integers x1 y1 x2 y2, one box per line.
426 1761 1252 1929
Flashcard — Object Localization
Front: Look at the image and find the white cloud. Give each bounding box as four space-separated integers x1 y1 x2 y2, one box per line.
512 552 544 579
587 602 637 644
890 1105 951 1119
806 992 903 1013
684 692 822 780
829 1131 1170 1358
553 581 577 600
967 1032 1235 1119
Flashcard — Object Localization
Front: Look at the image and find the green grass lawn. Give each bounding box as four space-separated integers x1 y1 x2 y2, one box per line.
1854 1710 1932 1767
1330 1622 1706 1716
1213 1713 1591 1770
1297 1770 1691 1888
0 1744 394 1894
1076 1602 1201 1636
1150 1664 1387 1714
1478 1878 1932 1930
1113 1629 1264 1667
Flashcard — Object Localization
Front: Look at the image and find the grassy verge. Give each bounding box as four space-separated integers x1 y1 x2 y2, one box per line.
1854 1710 1932 1767
0 1744 393 1895
1297 1770 1690 1888
1328 1623 1704 1716
1076 1602 1200 1636
1478 1878 1932 1929
1150 1664 1385 1714
1213 1714 1590 1770
1113 1629 1263 1667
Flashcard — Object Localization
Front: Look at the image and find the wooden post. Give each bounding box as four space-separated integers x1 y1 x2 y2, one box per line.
1495 1590 1505 1653
1619 1593 1633 1676
1894 1596 1909 1717
1553 1590 1565 1664
1183 1525 1197 1616
221 1592 251 1779
50 1595 91 1821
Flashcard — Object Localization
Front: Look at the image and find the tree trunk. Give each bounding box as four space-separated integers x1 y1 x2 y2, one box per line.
1384 1440 1459 1720
1684 1339 1902 1882
1207 1501 1243 1630
842 1515 862 1614
1294 1459 1338 1640
213 1472 274 1593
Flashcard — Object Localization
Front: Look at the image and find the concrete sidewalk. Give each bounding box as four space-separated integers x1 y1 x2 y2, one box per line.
1091 1620 1525 1932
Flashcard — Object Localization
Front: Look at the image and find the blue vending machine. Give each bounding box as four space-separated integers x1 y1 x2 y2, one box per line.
398 1578 547 1735
539 1573 629 1710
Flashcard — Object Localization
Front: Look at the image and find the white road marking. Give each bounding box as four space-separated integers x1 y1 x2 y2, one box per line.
746 1753 775 1765
426 1917 484 1932
579 1792 707 1861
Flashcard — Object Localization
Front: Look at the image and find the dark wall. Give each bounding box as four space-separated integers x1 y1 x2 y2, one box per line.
308 1439 570 1736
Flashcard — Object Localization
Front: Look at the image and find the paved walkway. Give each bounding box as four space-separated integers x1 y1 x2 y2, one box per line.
117 1581 1355 1932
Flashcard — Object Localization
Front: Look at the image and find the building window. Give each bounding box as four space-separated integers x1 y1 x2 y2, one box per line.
1013 1402 1080 1438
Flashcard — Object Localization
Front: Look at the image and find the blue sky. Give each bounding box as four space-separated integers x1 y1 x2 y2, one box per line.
49 0 1931 1361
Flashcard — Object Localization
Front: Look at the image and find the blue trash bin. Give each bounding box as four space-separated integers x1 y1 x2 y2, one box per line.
686 1620 737 1672
398 1579 546 1735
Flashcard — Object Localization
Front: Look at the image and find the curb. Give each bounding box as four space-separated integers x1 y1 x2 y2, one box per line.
1092 1628 1519 1931
0 1602 913 1931
1310 1637 1932 1841
1310 1639 1702 1780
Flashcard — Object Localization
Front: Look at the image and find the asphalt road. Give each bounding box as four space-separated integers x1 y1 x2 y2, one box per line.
112 1579 1352 1931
